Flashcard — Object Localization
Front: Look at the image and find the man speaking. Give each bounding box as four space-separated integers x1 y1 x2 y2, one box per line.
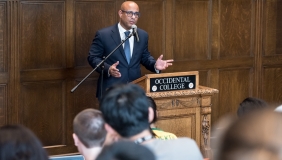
88 1 173 100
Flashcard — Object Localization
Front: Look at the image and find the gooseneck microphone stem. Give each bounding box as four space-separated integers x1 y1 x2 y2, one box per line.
70 32 134 94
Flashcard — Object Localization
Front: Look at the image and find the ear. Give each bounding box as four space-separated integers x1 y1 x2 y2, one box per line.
105 123 117 135
72 133 79 146
104 123 121 141
118 10 123 18
148 107 154 123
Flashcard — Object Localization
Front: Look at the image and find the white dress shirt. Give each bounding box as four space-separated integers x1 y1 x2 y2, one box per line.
118 23 134 57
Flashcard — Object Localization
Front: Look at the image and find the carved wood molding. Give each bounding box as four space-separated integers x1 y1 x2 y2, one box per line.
146 87 218 98
202 115 210 146
201 107 212 114
155 97 199 110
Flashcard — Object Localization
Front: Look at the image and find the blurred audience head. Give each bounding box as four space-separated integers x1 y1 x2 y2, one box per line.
237 97 268 117
0 124 49 160
100 83 150 138
147 96 157 124
96 140 156 160
211 115 237 159
73 108 106 149
216 109 282 160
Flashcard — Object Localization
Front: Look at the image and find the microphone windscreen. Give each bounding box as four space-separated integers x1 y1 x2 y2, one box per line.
131 24 139 42
131 25 137 29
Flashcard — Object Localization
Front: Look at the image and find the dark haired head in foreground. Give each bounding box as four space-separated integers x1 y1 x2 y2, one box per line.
101 83 150 138
0 124 49 160
237 97 268 117
96 141 156 160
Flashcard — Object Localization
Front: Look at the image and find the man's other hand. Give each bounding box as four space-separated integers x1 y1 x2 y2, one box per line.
109 61 121 77
155 55 173 70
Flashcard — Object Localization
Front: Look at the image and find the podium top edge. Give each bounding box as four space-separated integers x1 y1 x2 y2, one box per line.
146 71 199 78
131 75 147 84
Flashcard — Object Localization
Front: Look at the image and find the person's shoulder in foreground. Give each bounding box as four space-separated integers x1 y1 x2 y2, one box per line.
97 140 156 160
144 137 203 160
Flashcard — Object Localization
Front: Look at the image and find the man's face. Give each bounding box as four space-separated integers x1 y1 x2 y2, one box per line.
118 2 139 30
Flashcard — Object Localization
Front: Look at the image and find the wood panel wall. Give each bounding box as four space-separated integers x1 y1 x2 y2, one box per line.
0 0 281 155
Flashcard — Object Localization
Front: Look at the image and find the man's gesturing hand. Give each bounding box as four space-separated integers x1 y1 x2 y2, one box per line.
155 55 173 70
109 61 121 77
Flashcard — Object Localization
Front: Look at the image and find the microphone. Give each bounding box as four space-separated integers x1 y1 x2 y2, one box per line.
131 25 139 42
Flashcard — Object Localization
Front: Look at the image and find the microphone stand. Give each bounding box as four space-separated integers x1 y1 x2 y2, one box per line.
70 32 134 99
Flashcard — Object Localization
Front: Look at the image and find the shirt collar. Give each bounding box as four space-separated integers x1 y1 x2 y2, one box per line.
118 23 133 35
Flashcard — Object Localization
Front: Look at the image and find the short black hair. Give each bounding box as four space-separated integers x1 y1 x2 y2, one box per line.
96 140 156 160
237 97 268 117
73 109 107 148
0 124 49 160
100 84 150 137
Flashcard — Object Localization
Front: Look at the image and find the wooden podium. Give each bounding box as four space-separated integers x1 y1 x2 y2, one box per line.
132 71 218 158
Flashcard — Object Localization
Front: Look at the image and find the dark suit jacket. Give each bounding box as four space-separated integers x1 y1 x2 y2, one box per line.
88 24 157 99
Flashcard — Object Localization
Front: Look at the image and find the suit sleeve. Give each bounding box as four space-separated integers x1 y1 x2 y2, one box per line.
87 31 111 77
140 34 158 73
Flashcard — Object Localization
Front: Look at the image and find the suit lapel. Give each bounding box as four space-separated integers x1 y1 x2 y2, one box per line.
111 24 128 63
130 38 139 63
131 36 139 65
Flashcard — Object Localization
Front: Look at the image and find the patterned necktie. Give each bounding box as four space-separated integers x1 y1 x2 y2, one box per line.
124 31 131 64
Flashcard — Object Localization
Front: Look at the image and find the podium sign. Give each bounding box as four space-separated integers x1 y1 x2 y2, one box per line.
131 71 199 93
149 75 196 92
